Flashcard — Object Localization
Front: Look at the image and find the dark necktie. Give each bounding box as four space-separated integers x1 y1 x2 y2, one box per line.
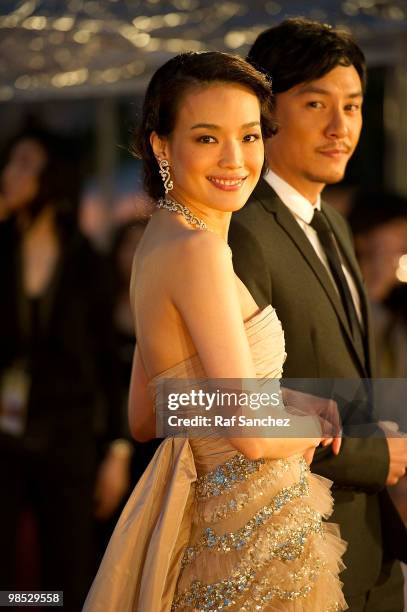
310 210 364 355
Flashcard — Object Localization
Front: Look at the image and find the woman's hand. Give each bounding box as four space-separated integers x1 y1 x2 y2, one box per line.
303 446 317 465
320 435 342 455
282 387 342 456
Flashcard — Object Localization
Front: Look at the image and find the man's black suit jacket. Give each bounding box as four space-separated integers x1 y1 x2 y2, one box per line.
229 179 406 599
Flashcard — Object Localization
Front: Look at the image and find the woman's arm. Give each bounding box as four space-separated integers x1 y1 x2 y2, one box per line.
128 346 156 442
171 231 321 460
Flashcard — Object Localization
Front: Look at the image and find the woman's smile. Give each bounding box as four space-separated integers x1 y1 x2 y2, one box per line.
206 175 248 191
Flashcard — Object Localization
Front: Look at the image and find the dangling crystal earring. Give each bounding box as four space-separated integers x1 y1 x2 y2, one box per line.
158 159 173 194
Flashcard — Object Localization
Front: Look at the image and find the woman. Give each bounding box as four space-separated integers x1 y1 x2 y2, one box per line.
85 52 346 611
0 128 130 611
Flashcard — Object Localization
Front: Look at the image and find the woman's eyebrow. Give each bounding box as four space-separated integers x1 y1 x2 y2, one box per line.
190 121 261 130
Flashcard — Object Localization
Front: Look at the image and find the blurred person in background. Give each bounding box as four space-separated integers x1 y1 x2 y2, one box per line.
95 220 160 555
349 190 407 521
349 190 407 335
0 126 132 610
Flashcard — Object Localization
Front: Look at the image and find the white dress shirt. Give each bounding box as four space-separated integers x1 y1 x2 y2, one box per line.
264 170 362 324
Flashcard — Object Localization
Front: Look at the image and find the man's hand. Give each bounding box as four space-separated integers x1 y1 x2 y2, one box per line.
379 421 407 486
94 442 132 520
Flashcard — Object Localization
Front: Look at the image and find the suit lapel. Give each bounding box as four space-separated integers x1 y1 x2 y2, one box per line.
322 203 373 375
253 180 367 374
322 203 364 291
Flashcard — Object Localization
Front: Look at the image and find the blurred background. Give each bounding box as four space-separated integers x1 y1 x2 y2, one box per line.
0 0 407 237
0 1 406 609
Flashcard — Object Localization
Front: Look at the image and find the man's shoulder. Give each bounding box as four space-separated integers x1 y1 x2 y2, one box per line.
232 179 278 228
322 199 348 226
322 200 353 241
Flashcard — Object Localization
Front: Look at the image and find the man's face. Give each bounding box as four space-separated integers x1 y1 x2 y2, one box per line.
266 64 363 201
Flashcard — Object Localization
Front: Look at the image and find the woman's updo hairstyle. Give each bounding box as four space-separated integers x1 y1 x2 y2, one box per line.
131 51 275 200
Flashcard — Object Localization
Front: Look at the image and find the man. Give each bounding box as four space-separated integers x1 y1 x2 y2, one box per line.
229 18 407 611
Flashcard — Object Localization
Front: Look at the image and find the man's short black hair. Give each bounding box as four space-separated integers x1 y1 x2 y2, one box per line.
247 17 367 94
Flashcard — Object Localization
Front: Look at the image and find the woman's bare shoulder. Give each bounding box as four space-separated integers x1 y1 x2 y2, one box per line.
172 229 231 265
131 223 234 319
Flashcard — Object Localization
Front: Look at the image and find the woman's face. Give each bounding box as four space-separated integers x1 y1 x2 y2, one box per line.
1 138 47 211
154 83 264 216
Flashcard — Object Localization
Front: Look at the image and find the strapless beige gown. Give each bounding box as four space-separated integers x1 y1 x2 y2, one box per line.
84 306 347 611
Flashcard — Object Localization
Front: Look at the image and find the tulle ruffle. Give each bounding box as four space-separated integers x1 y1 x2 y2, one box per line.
173 454 347 612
